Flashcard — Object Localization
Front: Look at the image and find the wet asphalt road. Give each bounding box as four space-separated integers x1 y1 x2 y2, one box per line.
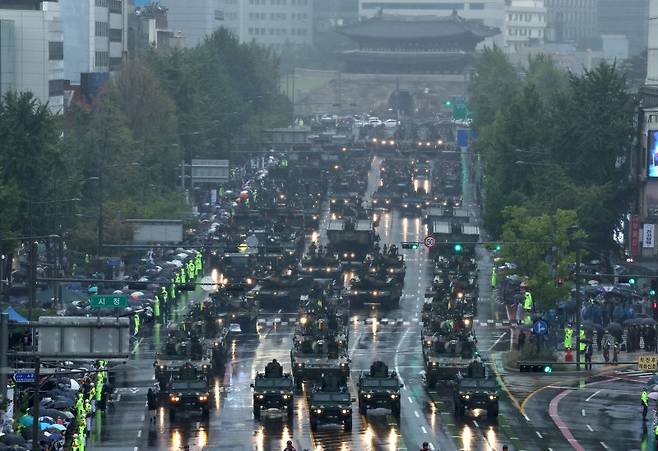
84 154 638 451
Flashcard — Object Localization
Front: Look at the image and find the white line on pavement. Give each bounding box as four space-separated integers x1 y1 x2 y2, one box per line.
137 430 142 438
586 390 601 402
140 414 145 422
486 332 507 351
408 396 414 404
473 420 479 428
600 442 609 449
586 425 594 432
581 409 586 417
536 431 543 439
421 426 427 434
414 410 420 418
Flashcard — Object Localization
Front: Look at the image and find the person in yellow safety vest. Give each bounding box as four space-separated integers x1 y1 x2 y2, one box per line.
95 378 103 402
564 325 574 350
579 328 586 353
188 261 195 279
175 272 181 285
180 268 187 284
654 421 658 441
161 286 168 304
642 388 650 420
78 424 86 451
154 295 160 318
72 433 80 451
491 268 496 289
169 283 176 300
133 313 140 335
523 291 533 312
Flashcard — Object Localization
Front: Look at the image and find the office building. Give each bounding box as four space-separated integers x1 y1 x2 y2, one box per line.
158 0 223 47
60 0 129 84
597 0 648 55
504 0 546 52
0 1 64 112
544 0 597 44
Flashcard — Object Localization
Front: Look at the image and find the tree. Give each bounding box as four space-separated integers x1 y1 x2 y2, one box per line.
500 207 585 310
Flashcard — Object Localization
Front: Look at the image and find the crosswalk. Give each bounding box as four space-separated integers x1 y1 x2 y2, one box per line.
615 369 657 378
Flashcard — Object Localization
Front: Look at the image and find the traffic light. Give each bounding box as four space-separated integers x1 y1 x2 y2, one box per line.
652 299 658 320
444 99 452 108
401 241 420 250
453 243 463 253
520 364 552 373
629 278 636 285
495 244 502 252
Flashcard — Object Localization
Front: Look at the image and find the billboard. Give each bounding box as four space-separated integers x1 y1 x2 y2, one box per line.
38 316 130 357
630 215 641 256
643 224 655 248
648 130 658 177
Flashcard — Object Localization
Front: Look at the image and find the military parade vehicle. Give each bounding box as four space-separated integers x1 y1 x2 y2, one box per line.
421 317 477 388
253 267 311 310
166 362 211 420
210 283 258 332
357 361 403 417
154 326 213 390
251 359 295 419
299 244 343 280
326 218 377 266
309 373 353 432
453 359 499 418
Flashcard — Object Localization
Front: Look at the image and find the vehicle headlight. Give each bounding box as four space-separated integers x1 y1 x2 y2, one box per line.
341 408 351 415
389 268 394 273
297 363 303 368
431 361 438 366
372 291 378 296
350 253 355 258
218 318 223 325
489 394 497 400
159 365 165 370
170 395 180 402
425 340 432 347
326 267 331 272
365 393 372 399
403 204 408 208
463 394 470 400
390 394 399 399
315 409 322 414
202 364 209 370
214 342 219 347
283 394 289 400
340 362 348 368
199 394 208 401
343 253 348 258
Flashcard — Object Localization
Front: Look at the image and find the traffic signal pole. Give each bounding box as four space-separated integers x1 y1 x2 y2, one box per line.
575 246 581 372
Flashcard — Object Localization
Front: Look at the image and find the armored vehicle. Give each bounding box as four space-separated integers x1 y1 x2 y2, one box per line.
357 361 402 417
251 359 294 419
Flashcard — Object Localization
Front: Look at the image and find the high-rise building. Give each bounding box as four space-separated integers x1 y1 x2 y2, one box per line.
313 0 358 34
357 0 506 30
0 1 64 112
597 0 648 55
158 0 224 47
60 0 129 84
221 0 313 49
504 0 547 52
544 0 597 44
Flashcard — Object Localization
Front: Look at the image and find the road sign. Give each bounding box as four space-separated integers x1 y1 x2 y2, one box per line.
423 235 436 248
532 319 548 335
89 294 129 309
106 257 122 267
14 371 35 384
638 354 658 371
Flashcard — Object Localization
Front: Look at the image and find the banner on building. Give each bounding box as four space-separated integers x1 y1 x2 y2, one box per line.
630 215 641 256
643 223 655 248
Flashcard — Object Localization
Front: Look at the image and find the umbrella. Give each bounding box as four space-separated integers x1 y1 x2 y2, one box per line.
581 320 601 331
641 318 657 326
113 289 123 295
45 424 65 432
18 415 34 427
47 432 63 442
130 291 145 300
649 392 658 400
239 190 249 199
0 434 25 445
607 322 623 332
40 409 73 420
623 318 641 326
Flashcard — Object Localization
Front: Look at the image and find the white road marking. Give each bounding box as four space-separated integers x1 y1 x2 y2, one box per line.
600 442 609 449
536 431 543 439
486 332 507 351
586 390 601 402
140 414 145 422
137 430 142 438
408 396 414 404
421 426 427 434
473 420 479 428
586 424 594 432
134 448 139 451
414 410 420 418
581 409 586 417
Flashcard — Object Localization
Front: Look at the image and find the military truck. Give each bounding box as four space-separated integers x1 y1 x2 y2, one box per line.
421 325 477 388
210 285 258 333
453 360 498 418
253 268 312 310
290 334 350 388
166 363 211 420
251 359 294 419
357 361 403 417
309 374 353 432
349 274 402 310
154 328 212 390
326 218 376 266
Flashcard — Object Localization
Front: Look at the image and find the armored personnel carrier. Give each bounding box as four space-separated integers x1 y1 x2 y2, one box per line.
357 361 403 418
251 359 294 419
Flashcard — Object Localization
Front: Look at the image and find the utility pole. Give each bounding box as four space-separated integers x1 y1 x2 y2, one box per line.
31 356 40 451
575 245 582 371
0 313 8 404
97 172 104 256
27 241 38 322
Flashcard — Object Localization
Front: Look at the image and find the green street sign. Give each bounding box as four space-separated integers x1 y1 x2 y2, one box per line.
90 294 129 309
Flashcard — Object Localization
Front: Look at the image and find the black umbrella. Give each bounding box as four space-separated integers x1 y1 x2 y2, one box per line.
640 318 657 326
582 320 601 331
607 322 623 333
0 435 25 446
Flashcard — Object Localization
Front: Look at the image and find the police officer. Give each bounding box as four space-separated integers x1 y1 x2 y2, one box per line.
154 295 160 319
564 324 574 351
133 312 141 335
491 267 497 289
523 291 533 312
642 387 650 420
579 328 586 355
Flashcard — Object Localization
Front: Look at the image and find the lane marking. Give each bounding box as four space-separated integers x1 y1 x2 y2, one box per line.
548 390 585 451
414 410 420 418
137 430 142 438
536 431 543 439
586 424 593 432
581 409 586 417
408 396 414 404
421 426 427 434
600 442 608 449
140 414 145 422
586 390 601 402
486 332 507 351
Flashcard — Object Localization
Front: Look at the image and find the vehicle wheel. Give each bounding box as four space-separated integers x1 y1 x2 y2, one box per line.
253 406 261 419
358 402 367 415
487 404 499 418
310 419 318 432
344 417 352 432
